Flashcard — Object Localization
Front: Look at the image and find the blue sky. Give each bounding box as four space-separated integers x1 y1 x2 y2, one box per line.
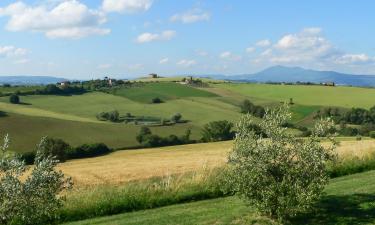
0 0 375 79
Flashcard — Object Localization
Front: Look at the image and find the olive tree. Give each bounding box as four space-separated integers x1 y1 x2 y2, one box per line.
225 105 337 222
0 135 72 225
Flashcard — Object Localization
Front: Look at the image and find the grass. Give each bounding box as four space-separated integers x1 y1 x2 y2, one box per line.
0 85 42 94
57 139 374 188
64 170 375 225
0 113 197 153
215 83 375 109
111 82 217 103
58 141 232 187
0 92 240 126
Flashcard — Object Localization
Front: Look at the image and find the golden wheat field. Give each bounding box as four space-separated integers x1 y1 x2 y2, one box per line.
57 139 375 188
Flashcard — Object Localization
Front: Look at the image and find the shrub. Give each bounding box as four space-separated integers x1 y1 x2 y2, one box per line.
67 143 111 159
136 127 192 147
96 110 119 122
151 97 162 104
39 137 70 162
0 135 72 225
171 113 182 123
240 100 265 118
9 94 20 104
224 105 337 222
370 131 375 139
201 120 234 142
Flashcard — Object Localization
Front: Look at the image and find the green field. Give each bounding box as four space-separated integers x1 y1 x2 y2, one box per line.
215 83 375 109
3 80 375 152
111 82 217 103
65 170 375 225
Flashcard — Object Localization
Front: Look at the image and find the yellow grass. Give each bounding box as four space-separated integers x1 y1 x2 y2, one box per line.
58 139 375 188
58 141 232 187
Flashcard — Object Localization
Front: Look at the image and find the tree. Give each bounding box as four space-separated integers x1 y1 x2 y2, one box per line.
171 113 182 123
151 97 162 104
240 99 255 114
136 127 152 143
224 105 337 222
0 135 72 224
9 94 20 104
201 120 234 142
40 137 71 162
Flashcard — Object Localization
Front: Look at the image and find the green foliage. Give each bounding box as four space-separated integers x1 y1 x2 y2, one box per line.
9 94 20 104
225 105 337 222
151 97 163 104
0 135 72 225
240 100 265 118
40 137 71 162
96 110 119 122
136 127 192 147
66 143 111 159
171 113 182 123
201 120 234 142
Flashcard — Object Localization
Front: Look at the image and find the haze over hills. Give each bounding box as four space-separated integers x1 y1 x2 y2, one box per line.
208 66 375 87
0 76 66 85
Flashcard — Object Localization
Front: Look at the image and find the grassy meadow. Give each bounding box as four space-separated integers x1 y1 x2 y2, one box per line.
2 80 375 153
215 83 375 109
64 167 375 225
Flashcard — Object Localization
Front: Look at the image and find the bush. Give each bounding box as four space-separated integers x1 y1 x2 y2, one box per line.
96 110 119 122
240 100 265 118
9 94 20 104
171 113 182 123
224 105 337 222
40 137 71 162
370 131 375 138
201 120 234 142
67 143 111 159
151 97 163 104
0 135 72 225
136 127 192 147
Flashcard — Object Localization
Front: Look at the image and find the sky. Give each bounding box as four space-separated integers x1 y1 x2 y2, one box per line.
1 0 375 79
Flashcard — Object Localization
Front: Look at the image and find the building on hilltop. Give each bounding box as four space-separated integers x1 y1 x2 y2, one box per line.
149 73 158 78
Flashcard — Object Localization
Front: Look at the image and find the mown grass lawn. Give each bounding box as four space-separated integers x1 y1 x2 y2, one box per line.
215 83 375 109
64 170 375 225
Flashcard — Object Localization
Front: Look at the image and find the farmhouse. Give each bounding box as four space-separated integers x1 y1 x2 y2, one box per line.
149 73 158 78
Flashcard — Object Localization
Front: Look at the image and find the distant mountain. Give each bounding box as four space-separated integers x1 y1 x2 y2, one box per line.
207 66 375 87
0 76 66 85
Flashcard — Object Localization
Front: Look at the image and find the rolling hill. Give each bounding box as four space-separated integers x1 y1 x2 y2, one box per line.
0 75 66 85
210 65 375 87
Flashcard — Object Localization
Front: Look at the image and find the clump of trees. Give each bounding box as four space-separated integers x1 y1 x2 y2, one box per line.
0 135 72 225
224 105 337 222
151 97 163 104
240 100 265 118
9 94 20 104
136 127 192 147
21 137 112 164
201 120 235 142
96 110 120 122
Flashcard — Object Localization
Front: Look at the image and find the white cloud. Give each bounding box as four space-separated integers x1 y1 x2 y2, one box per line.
335 54 373 64
252 27 375 68
255 39 271 47
246 47 255 53
177 59 196 67
159 58 169 64
0 45 28 57
136 30 176 43
196 50 208 57
126 63 144 71
102 0 152 13
0 1 109 39
170 8 210 24
219 51 242 61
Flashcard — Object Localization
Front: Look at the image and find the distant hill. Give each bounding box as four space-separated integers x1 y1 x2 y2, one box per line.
208 66 375 87
0 76 66 85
